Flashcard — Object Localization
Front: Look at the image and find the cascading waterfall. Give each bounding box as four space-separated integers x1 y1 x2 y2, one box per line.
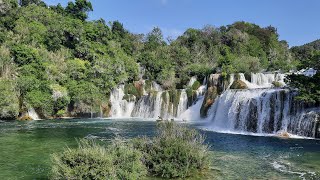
110 85 135 118
28 108 40 120
177 90 188 117
206 75 319 138
251 73 286 87
111 78 203 119
108 72 319 138
188 76 197 87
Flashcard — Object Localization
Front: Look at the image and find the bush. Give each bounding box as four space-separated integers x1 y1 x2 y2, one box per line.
192 80 201 90
132 121 210 178
51 122 210 179
51 139 147 180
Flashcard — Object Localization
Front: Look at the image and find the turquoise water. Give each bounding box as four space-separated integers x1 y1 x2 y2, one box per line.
0 119 319 179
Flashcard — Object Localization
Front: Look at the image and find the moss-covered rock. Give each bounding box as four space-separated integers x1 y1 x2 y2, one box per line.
124 81 144 99
272 81 283 87
186 88 197 107
101 102 112 117
230 80 248 89
18 115 33 121
200 87 218 118
191 81 201 90
123 94 136 102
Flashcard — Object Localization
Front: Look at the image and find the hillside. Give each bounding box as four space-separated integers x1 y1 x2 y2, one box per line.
0 0 309 119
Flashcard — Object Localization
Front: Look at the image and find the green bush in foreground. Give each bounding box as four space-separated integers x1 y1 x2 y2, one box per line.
51 122 210 179
51 139 147 180
132 121 210 178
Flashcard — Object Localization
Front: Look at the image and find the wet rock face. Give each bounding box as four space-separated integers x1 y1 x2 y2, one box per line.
200 86 218 118
316 114 320 139
200 74 227 118
230 80 248 89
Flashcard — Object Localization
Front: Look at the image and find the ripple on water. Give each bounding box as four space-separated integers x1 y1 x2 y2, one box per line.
271 160 318 180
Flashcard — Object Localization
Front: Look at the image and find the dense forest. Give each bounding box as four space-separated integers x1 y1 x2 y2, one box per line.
0 0 318 119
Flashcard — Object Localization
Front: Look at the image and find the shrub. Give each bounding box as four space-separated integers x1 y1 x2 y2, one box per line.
51 122 210 179
132 121 210 178
272 81 283 87
51 139 147 180
124 83 140 98
192 80 201 90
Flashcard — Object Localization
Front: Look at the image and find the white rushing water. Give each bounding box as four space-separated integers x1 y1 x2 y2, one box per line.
110 85 135 118
188 76 197 87
108 72 319 138
205 88 318 137
28 108 40 120
229 73 286 89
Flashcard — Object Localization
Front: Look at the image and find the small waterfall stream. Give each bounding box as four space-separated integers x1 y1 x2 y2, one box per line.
110 85 135 118
28 108 40 120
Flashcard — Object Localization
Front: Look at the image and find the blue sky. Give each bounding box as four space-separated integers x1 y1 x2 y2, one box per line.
44 0 320 47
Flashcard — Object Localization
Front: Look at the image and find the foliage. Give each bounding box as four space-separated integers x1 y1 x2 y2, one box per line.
25 90 54 117
287 73 320 104
65 0 93 21
288 39 320 103
132 121 210 178
192 80 201 90
0 79 19 119
51 122 210 179
0 0 312 118
51 139 147 180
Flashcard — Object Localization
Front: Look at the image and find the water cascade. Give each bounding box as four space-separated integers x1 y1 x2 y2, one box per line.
205 73 319 138
27 108 40 120
109 85 135 118
108 73 319 138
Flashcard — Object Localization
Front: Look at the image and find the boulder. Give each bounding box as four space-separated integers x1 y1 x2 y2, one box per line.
272 81 283 87
18 115 33 121
277 131 290 138
200 86 218 118
230 80 248 89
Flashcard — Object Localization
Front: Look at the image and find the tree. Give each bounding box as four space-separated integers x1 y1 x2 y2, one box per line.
145 27 166 51
0 0 18 15
19 0 41 6
111 21 126 39
65 0 93 21
0 80 19 119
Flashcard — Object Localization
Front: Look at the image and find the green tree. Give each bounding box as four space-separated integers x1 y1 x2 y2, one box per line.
0 79 19 119
65 0 93 21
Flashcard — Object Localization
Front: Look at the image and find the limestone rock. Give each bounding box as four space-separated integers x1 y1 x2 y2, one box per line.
230 80 248 89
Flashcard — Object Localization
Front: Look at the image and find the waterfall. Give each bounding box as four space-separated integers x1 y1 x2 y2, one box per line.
188 76 197 87
132 89 189 119
108 72 319 138
151 81 163 91
251 73 286 87
177 90 188 117
28 108 40 120
131 92 160 118
179 96 204 121
206 88 318 137
110 85 135 118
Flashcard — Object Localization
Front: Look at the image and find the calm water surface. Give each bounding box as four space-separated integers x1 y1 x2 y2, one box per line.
0 119 319 179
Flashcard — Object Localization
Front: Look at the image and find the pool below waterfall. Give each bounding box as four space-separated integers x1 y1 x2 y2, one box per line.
0 119 319 179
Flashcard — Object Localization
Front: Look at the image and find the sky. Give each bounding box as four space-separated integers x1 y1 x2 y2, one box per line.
44 0 320 47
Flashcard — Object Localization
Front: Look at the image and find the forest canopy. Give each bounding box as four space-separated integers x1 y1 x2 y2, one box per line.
0 0 317 119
